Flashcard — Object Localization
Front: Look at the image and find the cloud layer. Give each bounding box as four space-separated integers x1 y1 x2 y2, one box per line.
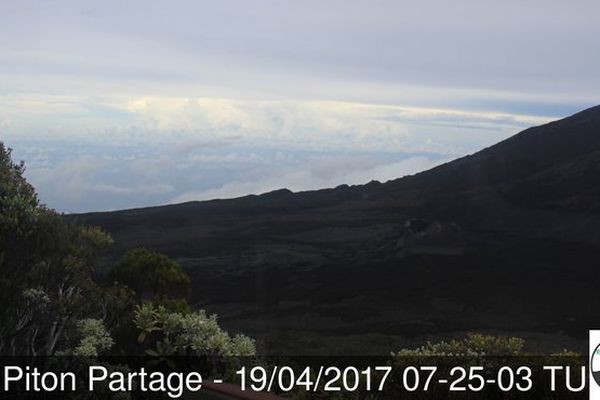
6 95 557 212
1 1 597 211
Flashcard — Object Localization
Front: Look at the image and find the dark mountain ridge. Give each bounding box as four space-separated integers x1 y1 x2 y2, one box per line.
75 105 600 354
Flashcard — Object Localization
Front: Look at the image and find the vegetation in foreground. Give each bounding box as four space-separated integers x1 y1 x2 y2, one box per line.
0 142 255 357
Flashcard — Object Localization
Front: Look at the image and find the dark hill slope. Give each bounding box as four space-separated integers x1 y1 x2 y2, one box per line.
386 105 600 216
75 105 600 354
398 105 600 189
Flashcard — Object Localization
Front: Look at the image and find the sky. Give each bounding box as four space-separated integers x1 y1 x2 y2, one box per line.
1 0 598 212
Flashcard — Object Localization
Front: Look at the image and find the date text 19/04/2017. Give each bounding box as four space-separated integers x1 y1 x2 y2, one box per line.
236 365 586 393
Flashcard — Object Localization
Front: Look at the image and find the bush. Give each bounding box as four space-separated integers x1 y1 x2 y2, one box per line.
393 333 526 357
134 303 256 357
109 248 190 305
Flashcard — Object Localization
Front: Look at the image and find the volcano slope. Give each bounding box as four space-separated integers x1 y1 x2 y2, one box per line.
75 105 600 354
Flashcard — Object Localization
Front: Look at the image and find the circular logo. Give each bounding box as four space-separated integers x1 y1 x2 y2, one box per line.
591 343 600 387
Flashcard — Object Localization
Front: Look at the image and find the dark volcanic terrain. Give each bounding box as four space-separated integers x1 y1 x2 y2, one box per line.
74 105 600 354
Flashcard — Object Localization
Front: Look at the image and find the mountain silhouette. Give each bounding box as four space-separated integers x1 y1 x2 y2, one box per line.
76 105 600 354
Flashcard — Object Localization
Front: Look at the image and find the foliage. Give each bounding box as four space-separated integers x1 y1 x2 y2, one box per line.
134 303 256 357
0 143 117 355
58 319 114 356
393 333 526 357
109 248 190 306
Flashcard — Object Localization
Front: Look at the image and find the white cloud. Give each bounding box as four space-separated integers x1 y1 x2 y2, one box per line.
86 183 174 196
2 94 554 156
111 96 551 154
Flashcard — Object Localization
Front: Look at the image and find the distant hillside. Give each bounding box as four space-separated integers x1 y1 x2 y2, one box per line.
74 105 600 354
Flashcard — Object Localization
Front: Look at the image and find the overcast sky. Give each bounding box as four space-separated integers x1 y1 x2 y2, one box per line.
1 1 598 212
